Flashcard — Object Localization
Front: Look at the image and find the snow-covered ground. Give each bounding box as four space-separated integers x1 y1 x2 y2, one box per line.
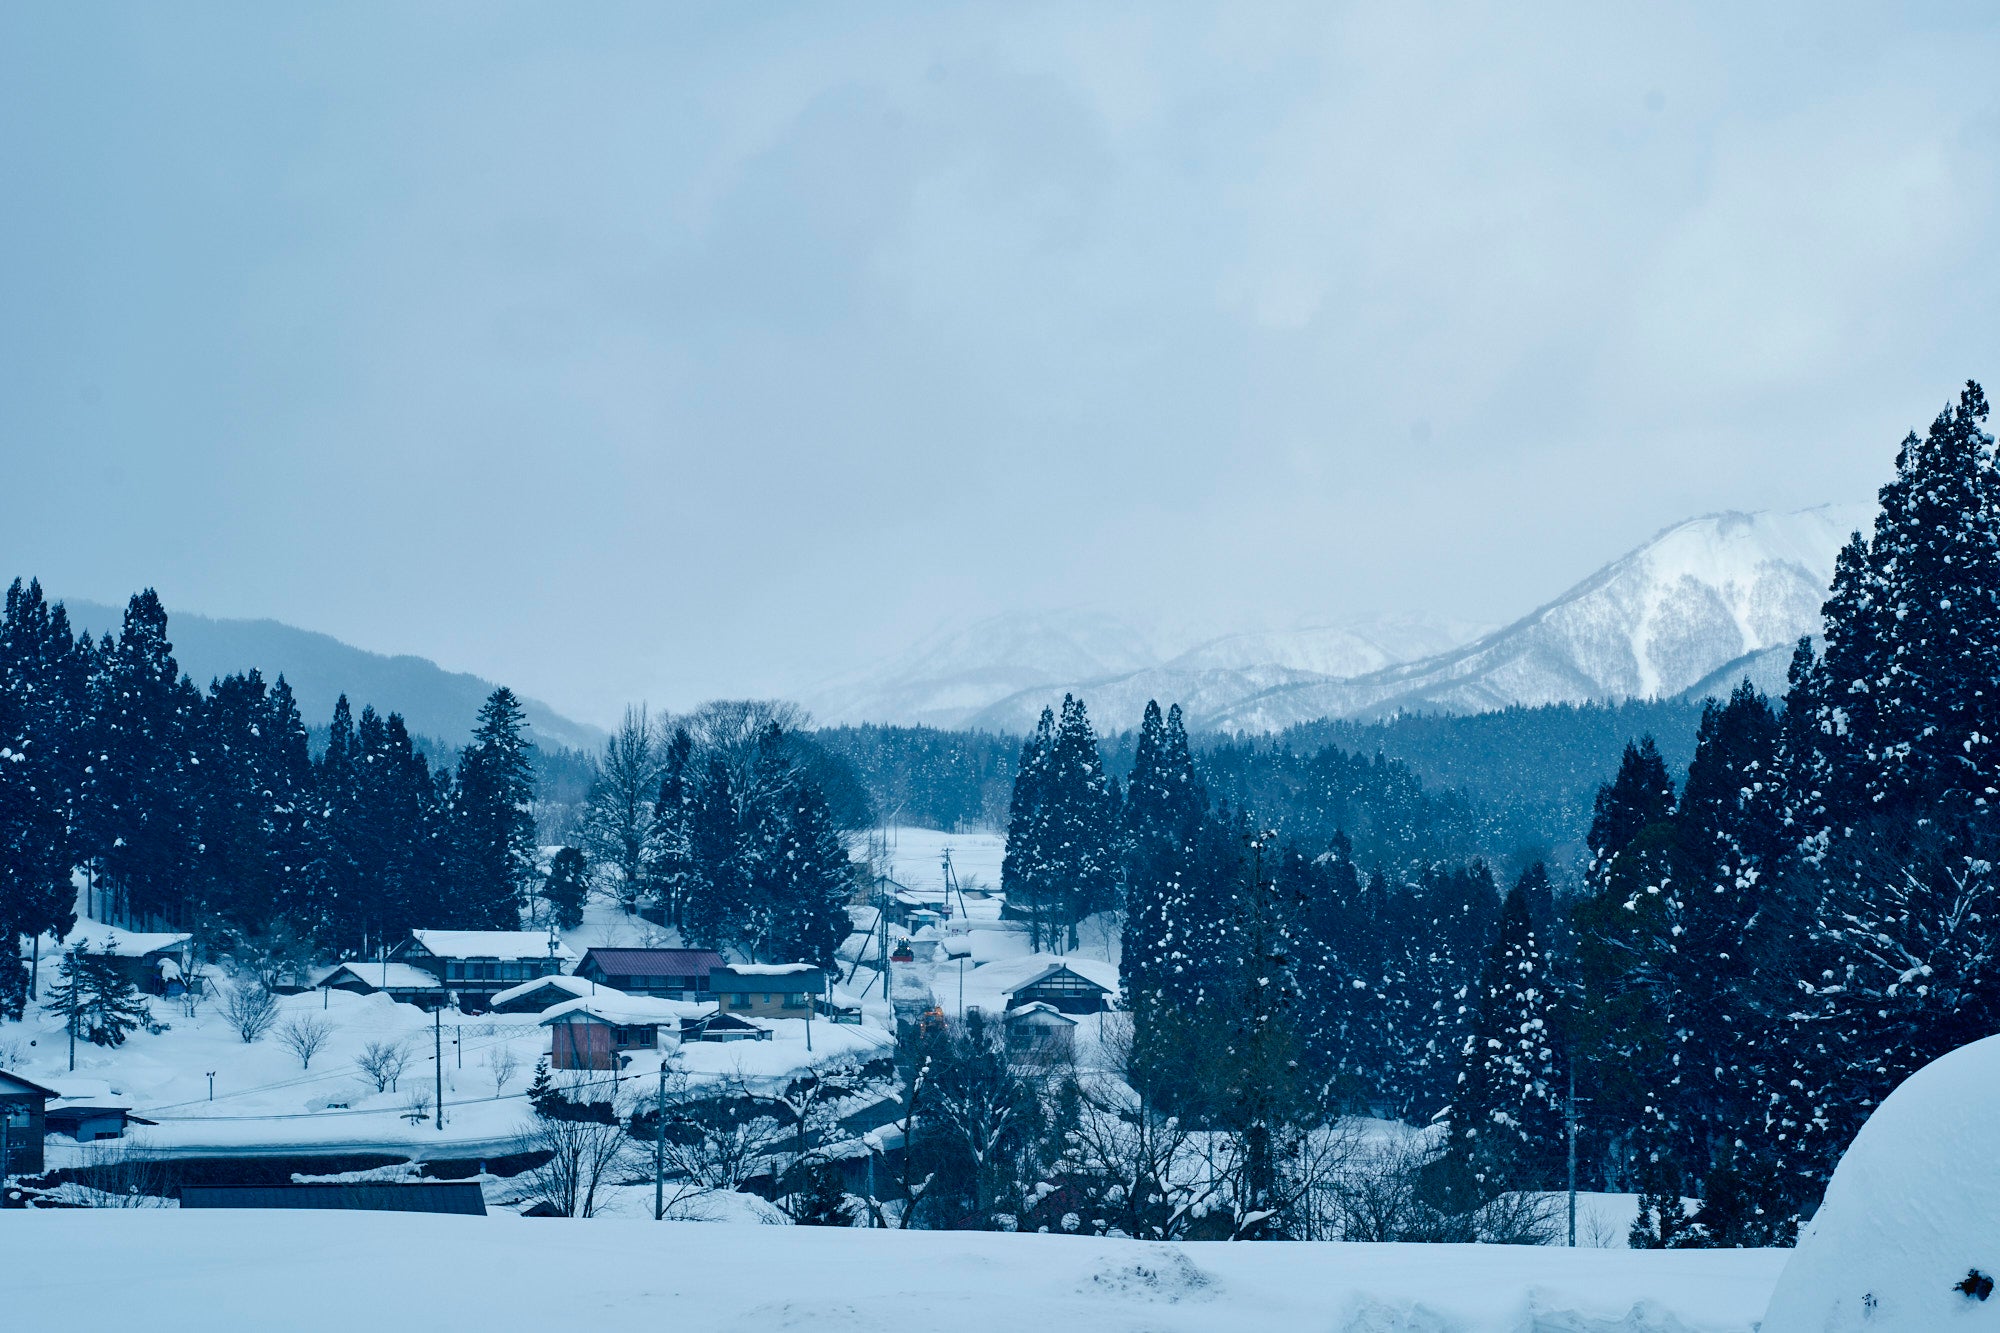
866 825 1007 896
5 1210 1785 1332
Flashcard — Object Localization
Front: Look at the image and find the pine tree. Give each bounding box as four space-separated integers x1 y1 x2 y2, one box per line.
1121 701 1206 1012
683 758 745 951
451 687 538 930
769 779 854 969
0 579 85 1016
1449 869 1559 1190
540 846 589 931
79 591 203 928
642 727 698 928
44 945 151 1050
1000 708 1056 948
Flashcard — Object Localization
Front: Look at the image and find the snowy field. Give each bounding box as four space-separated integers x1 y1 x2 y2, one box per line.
5 1210 1786 1333
866 824 1007 895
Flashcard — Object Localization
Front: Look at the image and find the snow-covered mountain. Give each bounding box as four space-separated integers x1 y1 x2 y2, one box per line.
1204 505 1871 731
801 609 1162 730
806 610 1486 733
809 505 1871 735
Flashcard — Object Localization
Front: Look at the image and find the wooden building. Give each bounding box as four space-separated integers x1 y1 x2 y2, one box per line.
0 1070 57 1179
317 961 448 1009
538 996 690 1071
390 930 576 1011
181 1182 486 1215
1004 1002 1078 1061
1005 963 1112 1015
574 947 723 1001
710 963 828 1018
487 973 597 1015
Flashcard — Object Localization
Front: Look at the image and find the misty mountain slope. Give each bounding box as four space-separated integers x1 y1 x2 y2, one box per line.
809 609 1486 731
1205 505 1870 732
63 599 606 752
960 662 1331 735
1164 615 1486 676
802 609 1161 728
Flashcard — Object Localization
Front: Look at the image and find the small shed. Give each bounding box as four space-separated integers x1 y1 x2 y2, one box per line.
678 1011 772 1043
1004 1001 1078 1061
180 1182 486 1215
43 1080 154 1142
0 1069 57 1178
710 963 827 1018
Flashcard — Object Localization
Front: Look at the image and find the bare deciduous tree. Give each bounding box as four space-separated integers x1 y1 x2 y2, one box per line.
278 1015 336 1069
486 1045 522 1098
521 1098 637 1217
221 979 279 1043
356 1039 409 1093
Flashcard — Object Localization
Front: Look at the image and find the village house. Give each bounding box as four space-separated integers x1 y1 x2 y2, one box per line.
1 1069 57 1178
1004 962 1113 1015
574 947 723 1001
539 995 695 1071
389 929 576 1011
710 963 828 1018
50 925 195 997
316 961 449 1009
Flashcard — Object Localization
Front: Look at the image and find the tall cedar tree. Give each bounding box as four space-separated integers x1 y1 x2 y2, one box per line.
80 591 203 928
540 846 590 930
452 688 538 929
1000 708 1057 948
642 726 698 928
0 580 85 1015
1450 867 1560 1190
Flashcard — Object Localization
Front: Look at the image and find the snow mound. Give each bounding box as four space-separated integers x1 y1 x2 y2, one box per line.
1762 1033 2000 1333
1080 1246 1214 1303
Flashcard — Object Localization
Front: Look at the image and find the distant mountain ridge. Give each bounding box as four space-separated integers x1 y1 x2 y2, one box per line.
62 599 606 753
807 504 1869 735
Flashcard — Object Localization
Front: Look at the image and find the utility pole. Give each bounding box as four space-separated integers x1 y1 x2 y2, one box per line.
654 1060 667 1220
1566 1063 1579 1247
434 1007 445 1131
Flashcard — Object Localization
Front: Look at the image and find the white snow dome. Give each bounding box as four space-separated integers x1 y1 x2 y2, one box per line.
1763 1033 2000 1332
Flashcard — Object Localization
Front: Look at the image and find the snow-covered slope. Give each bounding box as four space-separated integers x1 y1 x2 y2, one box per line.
1205 506 1869 731
1763 1033 2000 1333
8 1211 1786 1332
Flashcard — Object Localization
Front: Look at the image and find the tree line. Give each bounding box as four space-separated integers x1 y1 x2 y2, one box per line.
0 586 543 1016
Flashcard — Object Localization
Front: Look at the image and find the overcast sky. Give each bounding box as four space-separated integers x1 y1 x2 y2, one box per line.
5 3 1999 725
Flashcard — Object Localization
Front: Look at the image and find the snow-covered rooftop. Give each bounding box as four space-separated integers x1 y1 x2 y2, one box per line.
536 995 710 1027
45 923 192 959
319 962 444 991
407 930 576 962
488 973 599 1007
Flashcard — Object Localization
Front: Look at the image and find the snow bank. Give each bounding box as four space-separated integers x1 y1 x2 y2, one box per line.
1762 1033 2000 1333
2 1211 1784 1332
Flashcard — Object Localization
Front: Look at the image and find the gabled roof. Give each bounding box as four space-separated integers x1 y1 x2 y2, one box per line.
0 1069 61 1100
678 1011 769 1035
537 994 707 1027
489 973 600 1007
405 930 576 962
319 962 445 991
578 947 723 979
1010 963 1112 994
